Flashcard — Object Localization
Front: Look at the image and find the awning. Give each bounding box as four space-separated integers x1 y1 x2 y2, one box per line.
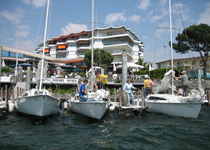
116 62 144 69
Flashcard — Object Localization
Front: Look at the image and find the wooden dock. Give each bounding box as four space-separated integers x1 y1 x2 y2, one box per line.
110 102 147 116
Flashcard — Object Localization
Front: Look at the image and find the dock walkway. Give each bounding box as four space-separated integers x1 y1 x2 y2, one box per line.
110 101 147 116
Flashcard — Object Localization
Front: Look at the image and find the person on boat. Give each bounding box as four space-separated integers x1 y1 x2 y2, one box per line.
145 77 155 97
18 65 23 77
76 79 82 94
173 70 189 96
95 71 108 90
124 79 137 106
79 79 88 102
144 75 149 98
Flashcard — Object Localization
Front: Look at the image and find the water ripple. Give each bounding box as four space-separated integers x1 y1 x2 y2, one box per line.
0 106 210 150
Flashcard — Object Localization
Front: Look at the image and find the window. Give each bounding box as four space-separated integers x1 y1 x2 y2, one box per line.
45 48 50 54
69 43 76 47
56 53 66 58
2 51 9 57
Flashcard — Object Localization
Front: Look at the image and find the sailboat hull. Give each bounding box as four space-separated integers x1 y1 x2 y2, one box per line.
15 95 59 117
146 100 201 118
70 101 108 119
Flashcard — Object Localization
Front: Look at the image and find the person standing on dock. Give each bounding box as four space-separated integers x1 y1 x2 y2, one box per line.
79 79 88 102
124 79 137 106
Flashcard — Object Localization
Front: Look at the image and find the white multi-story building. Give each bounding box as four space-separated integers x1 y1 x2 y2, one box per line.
36 26 145 67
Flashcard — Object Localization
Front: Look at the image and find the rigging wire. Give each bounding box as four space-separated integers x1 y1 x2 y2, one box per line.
176 0 195 59
48 0 53 40
171 0 180 60
35 6 44 47
175 0 197 76
152 0 164 77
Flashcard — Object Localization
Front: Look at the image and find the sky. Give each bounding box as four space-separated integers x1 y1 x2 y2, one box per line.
0 0 210 67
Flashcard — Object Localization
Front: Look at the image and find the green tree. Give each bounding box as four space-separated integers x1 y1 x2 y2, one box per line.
137 57 152 70
84 48 114 68
172 24 210 79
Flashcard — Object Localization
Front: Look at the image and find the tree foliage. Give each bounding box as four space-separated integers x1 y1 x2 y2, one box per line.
84 48 114 68
137 57 152 70
172 24 210 79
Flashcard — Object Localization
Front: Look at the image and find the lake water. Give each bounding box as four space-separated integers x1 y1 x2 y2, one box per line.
0 105 210 150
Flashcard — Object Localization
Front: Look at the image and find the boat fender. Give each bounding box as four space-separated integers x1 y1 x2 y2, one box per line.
8 102 15 113
64 101 68 110
109 104 115 111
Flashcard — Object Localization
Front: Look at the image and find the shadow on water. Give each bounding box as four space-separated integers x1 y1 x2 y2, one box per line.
15 111 60 125
67 110 104 124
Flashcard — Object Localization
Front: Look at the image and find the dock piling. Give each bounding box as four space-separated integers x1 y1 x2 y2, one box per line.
5 85 8 110
122 50 127 106
142 87 145 106
1 87 3 101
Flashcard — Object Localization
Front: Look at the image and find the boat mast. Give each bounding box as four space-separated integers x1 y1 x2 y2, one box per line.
39 0 50 91
169 0 174 95
90 0 94 90
15 24 19 77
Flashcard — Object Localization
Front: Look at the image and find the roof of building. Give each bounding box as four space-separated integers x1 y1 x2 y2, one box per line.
51 31 91 42
95 25 140 41
156 56 203 64
2 46 83 64
48 26 141 44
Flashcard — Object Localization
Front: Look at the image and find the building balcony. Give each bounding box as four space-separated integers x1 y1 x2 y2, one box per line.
57 50 67 53
77 45 90 50
56 42 66 45
103 42 133 50
76 37 90 43
139 43 144 47
66 37 90 44
176 63 193 68
77 54 85 58
96 33 139 44
106 31 138 41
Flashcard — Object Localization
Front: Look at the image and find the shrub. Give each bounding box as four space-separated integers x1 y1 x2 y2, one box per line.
78 72 86 77
2 67 14 73
116 79 121 83
134 68 179 80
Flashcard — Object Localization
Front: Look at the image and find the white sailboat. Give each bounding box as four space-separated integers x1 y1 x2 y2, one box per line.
14 0 60 117
69 0 109 120
69 89 109 119
145 0 204 118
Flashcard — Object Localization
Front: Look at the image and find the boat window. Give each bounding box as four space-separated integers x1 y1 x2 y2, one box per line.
148 96 167 100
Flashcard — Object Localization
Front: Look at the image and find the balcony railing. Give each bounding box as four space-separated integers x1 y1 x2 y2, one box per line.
103 42 133 48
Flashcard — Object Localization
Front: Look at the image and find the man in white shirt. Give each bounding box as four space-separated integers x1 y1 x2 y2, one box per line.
124 79 137 106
